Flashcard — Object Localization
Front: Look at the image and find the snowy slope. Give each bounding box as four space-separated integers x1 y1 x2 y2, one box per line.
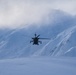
0 10 76 59
38 25 76 57
0 57 76 75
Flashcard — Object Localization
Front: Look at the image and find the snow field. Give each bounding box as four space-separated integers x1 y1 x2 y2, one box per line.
0 57 76 75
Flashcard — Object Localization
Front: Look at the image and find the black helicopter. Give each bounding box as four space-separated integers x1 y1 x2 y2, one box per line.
30 33 49 45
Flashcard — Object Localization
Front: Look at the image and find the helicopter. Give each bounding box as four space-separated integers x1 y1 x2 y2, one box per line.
30 33 50 45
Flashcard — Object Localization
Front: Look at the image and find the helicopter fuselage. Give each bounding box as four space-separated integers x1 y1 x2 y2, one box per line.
30 33 49 45
30 37 42 45
33 37 39 44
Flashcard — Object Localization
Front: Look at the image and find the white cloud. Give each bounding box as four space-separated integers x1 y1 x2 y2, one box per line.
0 0 76 28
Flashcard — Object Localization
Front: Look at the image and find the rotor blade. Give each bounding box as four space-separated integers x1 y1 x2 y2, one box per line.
37 35 40 37
32 38 34 39
39 38 51 40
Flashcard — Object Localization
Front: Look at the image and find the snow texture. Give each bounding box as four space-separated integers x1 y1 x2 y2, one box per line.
0 57 76 75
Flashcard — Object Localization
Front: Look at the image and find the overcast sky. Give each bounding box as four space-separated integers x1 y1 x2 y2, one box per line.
0 0 76 28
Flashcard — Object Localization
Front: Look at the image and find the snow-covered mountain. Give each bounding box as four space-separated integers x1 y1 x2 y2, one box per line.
0 10 76 59
38 25 76 57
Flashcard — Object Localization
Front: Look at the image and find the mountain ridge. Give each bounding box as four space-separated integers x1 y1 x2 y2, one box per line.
0 10 76 59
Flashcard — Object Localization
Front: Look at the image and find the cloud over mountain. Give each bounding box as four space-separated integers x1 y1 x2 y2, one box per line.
0 0 76 28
